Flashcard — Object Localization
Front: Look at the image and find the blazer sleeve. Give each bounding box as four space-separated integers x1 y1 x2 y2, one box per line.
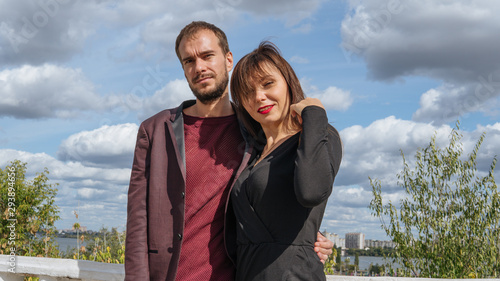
125 123 151 279
294 106 342 208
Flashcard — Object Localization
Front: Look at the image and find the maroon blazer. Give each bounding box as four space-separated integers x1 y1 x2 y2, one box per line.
125 100 253 280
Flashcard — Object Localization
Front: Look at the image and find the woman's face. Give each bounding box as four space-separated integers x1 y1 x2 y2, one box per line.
242 63 291 132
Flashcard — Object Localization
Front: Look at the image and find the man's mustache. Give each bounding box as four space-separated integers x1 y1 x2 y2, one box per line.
193 73 215 83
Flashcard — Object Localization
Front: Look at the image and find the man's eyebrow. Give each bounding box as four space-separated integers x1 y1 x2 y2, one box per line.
200 50 216 56
182 50 216 62
182 55 194 63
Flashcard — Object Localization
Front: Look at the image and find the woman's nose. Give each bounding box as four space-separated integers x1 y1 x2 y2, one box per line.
254 90 266 102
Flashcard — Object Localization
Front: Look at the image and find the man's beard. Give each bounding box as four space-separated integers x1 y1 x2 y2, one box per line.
189 71 229 104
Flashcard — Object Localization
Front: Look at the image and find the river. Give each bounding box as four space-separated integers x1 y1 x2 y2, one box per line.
341 256 400 270
55 237 87 254
54 238 397 270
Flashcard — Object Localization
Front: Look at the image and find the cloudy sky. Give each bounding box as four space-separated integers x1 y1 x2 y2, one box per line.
1 0 499 240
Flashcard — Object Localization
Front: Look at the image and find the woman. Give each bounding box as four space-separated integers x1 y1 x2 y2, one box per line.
227 41 343 280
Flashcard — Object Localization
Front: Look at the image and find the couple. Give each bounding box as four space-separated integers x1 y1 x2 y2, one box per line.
125 21 342 281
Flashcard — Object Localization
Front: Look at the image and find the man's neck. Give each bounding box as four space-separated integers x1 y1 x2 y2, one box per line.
183 93 234 117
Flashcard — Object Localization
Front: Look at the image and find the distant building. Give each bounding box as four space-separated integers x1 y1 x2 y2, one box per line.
345 232 365 249
59 225 88 234
365 239 396 248
321 230 345 249
322 230 396 250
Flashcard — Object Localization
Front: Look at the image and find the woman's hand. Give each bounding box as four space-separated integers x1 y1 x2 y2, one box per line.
315 232 334 263
290 98 325 124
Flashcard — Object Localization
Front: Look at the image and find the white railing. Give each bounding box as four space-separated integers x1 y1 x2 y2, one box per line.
326 275 499 281
0 255 124 281
1 255 498 281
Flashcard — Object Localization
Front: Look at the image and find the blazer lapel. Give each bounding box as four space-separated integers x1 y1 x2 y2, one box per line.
166 100 196 181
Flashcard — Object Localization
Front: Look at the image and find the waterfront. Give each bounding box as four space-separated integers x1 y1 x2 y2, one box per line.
55 237 87 254
54 237 396 271
341 256 399 271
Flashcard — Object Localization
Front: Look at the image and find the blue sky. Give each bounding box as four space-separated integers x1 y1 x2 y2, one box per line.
1 0 499 240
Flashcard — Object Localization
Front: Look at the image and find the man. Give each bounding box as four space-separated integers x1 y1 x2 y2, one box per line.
125 21 333 280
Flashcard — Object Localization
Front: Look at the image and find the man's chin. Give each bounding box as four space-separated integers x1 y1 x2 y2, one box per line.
196 90 225 104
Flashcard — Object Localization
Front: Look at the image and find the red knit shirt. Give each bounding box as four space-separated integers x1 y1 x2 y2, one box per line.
175 113 244 281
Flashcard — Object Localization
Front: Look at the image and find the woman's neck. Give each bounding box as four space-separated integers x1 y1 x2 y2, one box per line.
261 119 300 153
261 117 300 144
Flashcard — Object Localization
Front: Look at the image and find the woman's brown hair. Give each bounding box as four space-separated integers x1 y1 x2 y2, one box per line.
230 41 305 139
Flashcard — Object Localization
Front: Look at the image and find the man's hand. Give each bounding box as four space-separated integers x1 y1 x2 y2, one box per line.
314 232 334 264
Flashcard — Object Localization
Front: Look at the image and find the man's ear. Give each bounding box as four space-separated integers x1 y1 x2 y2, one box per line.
226 51 234 72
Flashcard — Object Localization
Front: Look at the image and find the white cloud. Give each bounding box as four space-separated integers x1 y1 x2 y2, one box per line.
0 65 194 121
0 148 129 231
301 79 353 111
310 86 353 111
337 116 500 192
290 55 310 64
0 64 120 119
338 116 452 189
472 122 500 171
413 81 500 124
131 0 322 59
341 0 500 123
1 0 323 65
236 0 322 27
57 123 138 169
0 0 96 65
341 0 500 82
77 187 106 200
138 79 193 120
324 117 500 239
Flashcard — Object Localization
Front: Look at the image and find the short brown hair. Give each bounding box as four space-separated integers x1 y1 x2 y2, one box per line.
175 21 230 63
230 41 305 138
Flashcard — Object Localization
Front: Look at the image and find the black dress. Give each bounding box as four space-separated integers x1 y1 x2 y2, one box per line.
229 106 342 281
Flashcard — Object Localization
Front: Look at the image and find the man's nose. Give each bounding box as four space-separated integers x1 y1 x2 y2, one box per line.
194 58 207 73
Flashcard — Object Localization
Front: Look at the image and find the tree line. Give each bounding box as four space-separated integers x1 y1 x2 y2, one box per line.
0 160 124 265
345 247 395 257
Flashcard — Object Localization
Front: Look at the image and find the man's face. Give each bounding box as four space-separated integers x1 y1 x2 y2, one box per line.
178 30 233 104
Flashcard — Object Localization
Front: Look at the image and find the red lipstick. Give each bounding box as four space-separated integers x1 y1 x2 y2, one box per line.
258 105 274 114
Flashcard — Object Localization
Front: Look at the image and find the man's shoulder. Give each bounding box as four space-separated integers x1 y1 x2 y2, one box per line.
143 108 175 123
138 108 174 131
140 100 195 128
